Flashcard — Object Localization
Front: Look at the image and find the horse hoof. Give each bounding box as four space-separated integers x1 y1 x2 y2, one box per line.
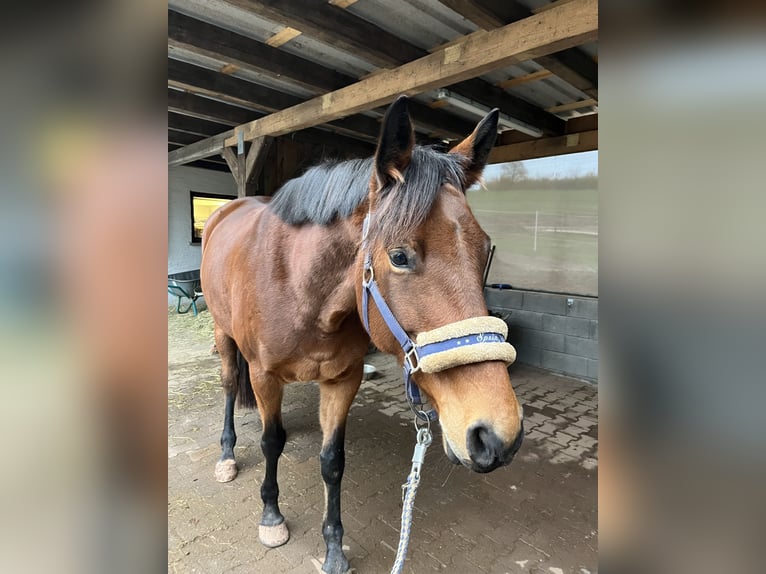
259 522 290 548
214 459 238 482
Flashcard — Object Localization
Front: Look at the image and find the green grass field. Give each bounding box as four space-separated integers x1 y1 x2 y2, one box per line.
466 188 598 295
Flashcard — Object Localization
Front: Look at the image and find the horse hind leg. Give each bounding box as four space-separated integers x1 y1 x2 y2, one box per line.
213 327 255 482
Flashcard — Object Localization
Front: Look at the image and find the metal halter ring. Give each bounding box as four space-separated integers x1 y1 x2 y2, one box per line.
362 265 374 287
414 411 431 434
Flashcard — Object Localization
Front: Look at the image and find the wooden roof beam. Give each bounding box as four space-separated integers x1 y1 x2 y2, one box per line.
488 129 597 163
441 0 597 96
169 0 597 166
168 89 263 125
169 60 381 141
168 10 349 94
168 112 230 137
169 13 476 139
224 0 562 135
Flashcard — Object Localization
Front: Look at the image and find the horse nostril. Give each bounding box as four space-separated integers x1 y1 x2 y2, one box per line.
466 423 501 471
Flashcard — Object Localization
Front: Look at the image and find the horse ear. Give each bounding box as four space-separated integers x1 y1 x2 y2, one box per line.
450 109 499 188
374 95 414 190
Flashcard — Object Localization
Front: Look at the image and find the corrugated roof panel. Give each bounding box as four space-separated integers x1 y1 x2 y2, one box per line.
170 0 378 77
169 0 279 41
346 0 477 51
277 36 377 78
168 46 319 99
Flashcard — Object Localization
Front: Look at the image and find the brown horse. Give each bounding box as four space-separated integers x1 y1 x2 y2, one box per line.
200 96 523 574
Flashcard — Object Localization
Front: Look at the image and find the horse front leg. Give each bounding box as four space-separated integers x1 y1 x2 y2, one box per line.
319 371 362 574
252 371 289 548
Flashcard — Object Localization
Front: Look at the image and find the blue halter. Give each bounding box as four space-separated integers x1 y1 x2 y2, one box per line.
359 213 509 422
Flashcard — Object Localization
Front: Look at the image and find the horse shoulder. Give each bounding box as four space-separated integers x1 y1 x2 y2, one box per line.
317 272 358 334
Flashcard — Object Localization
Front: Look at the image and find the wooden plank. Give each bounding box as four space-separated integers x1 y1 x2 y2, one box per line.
170 130 236 166
168 89 264 125
495 113 597 145
445 0 597 89
497 69 553 89
170 60 380 141
328 0 359 8
168 129 204 146
453 78 563 134
227 1 595 144
428 99 450 109
221 147 241 183
225 0 422 68
170 9 552 139
225 0 560 133
565 112 597 133
168 59 303 113
264 27 301 48
488 129 597 163
546 98 598 114
537 52 598 96
168 59 303 114
169 0 598 165
427 29 487 54
168 112 230 137
168 10 349 93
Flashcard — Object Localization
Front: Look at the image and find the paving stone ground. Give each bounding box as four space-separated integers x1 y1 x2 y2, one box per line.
169 310 597 574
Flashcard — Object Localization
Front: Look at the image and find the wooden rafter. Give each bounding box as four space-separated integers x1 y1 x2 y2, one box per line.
443 0 597 96
488 130 597 163
168 112 230 137
169 0 597 166
497 69 553 89
219 0 562 135
546 98 598 114
169 12 482 139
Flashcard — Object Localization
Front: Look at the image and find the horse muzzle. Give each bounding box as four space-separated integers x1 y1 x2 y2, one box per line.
445 422 525 473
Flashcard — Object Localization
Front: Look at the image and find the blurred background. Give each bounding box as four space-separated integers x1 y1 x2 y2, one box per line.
0 1 764 573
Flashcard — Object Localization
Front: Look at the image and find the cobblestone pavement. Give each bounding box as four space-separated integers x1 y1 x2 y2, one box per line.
169 311 597 574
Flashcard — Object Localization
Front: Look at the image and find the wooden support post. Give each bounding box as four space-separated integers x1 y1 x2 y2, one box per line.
220 137 273 198
221 147 240 182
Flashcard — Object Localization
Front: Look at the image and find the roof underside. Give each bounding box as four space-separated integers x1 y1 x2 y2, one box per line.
168 0 598 172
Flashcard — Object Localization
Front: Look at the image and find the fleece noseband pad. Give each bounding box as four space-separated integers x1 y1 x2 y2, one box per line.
415 316 516 374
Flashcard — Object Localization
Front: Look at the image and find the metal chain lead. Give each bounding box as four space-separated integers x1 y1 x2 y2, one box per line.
391 423 432 574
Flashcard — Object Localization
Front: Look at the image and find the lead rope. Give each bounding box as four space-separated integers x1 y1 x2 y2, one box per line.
390 422 433 574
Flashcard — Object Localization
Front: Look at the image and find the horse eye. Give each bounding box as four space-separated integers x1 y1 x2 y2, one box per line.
388 250 409 268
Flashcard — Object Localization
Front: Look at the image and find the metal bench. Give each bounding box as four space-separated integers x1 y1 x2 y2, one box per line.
168 269 202 315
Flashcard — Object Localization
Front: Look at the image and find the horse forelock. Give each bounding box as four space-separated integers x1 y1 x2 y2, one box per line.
268 146 466 245
370 146 465 245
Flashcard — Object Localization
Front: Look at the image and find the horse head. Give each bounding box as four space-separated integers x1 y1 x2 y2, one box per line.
357 96 523 473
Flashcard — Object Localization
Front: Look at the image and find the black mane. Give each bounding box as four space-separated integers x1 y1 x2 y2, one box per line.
268 146 465 243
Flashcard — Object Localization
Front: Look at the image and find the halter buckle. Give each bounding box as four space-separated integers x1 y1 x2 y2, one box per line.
404 345 420 373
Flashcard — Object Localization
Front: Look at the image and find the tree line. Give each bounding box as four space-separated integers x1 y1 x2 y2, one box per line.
483 163 598 190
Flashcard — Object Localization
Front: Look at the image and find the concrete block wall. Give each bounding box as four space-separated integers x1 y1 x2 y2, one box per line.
485 288 598 383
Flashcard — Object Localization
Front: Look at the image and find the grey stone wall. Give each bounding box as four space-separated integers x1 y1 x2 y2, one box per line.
486 287 598 383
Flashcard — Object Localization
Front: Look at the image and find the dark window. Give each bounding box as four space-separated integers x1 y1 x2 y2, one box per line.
190 191 233 244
